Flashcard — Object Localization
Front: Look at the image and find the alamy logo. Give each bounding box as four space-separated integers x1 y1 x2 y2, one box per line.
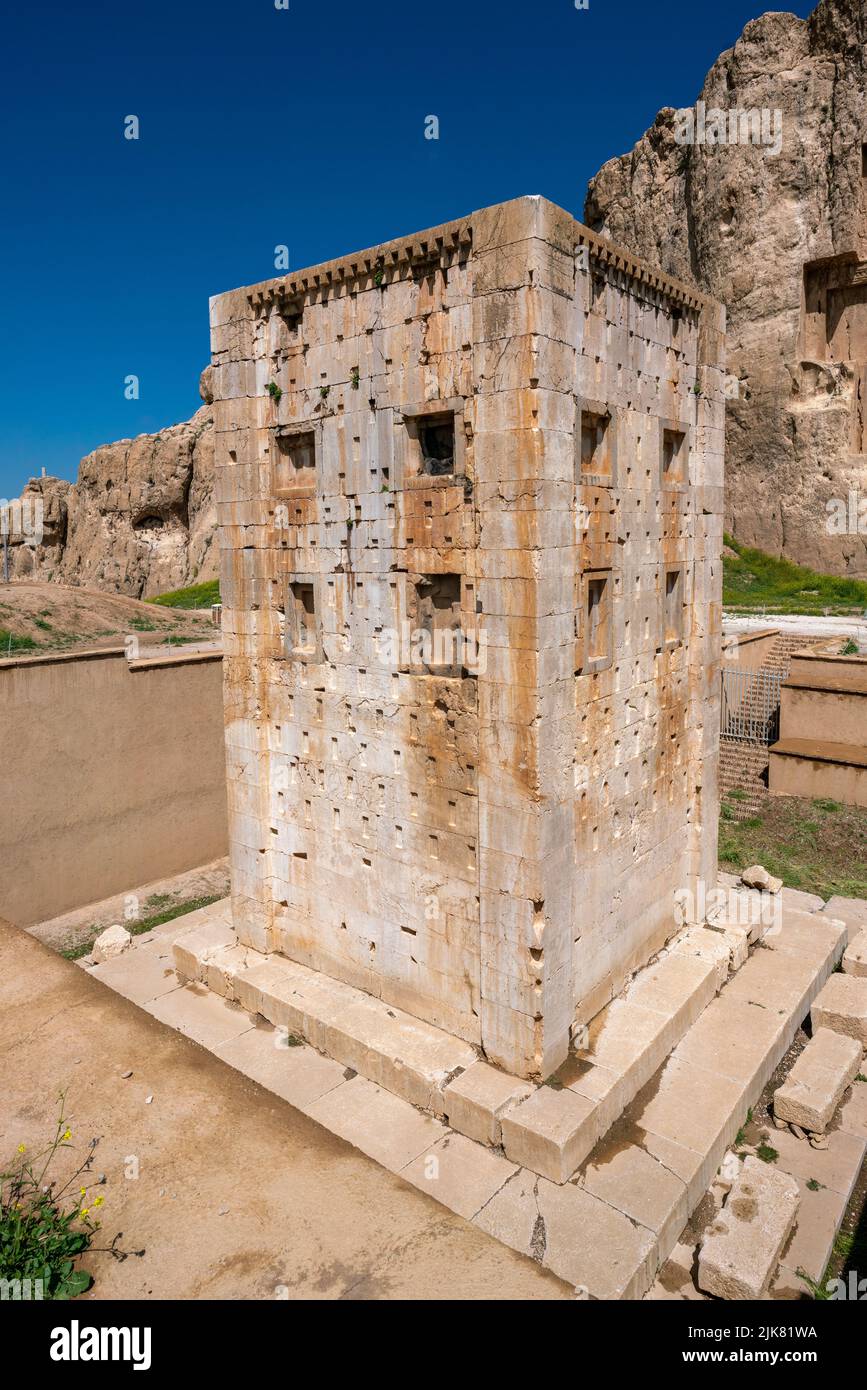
674 101 782 157
49 1320 152 1371
0 1276 44 1300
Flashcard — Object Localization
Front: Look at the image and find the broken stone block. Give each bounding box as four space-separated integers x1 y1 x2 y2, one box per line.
172 919 236 982
92 924 132 964
811 974 867 1048
442 1061 533 1147
773 1027 862 1134
843 928 867 978
741 864 783 895
697 1156 799 1300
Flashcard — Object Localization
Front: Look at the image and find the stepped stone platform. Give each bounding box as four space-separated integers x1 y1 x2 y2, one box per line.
76 885 854 1299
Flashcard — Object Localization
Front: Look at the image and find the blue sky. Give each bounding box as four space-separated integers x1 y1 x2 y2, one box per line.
0 0 815 496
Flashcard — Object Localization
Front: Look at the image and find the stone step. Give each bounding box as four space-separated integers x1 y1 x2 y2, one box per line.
812 972 867 1047
697 1157 800 1300
773 1027 863 1133
539 905 846 1297
173 915 477 1114
843 927 867 977
499 943 724 1182
173 912 734 1181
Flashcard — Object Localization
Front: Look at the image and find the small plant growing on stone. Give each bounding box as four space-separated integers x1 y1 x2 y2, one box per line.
756 1142 778 1164
797 1268 832 1300
267 382 282 403
373 267 384 287
840 638 859 655
319 385 330 400
350 367 360 389
806 1178 824 1192
856 1073 867 1084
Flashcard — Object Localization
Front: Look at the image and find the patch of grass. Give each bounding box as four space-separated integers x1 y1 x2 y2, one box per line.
797 1268 833 1300
756 1143 779 1164
148 580 220 610
33 617 53 632
833 1230 854 1261
723 534 867 614
61 894 224 961
734 1108 753 1147
727 787 748 802
807 1178 824 1192
719 793 867 901
840 638 860 656
857 1074 867 1084
128 616 157 631
0 628 37 653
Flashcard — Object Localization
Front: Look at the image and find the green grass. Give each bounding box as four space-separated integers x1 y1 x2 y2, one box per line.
148 579 220 610
61 894 224 961
756 1143 779 1164
719 794 867 901
723 534 867 614
0 628 37 653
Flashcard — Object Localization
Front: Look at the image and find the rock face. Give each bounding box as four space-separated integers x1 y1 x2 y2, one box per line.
7 378 217 599
584 0 867 575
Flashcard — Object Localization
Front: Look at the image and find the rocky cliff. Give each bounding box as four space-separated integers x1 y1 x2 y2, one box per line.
7 373 217 599
585 0 867 575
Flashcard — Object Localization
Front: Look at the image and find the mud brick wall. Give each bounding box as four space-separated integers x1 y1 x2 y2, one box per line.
210 196 725 1079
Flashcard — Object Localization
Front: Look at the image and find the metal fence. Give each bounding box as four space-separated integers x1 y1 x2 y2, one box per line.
720 668 784 745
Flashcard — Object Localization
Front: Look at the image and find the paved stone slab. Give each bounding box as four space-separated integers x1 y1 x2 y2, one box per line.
580 1139 688 1264
761 907 846 970
304 1075 447 1171
760 1125 866 1198
88 943 181 1006
775 1178 848 1286
773 1027 862 1133
782 888 825 914
214 1020 348 1110
400 1133 517 1220
823 895 867 939
146 982 254 1049
836 1077 867 1140
472 1168 542 1259
442 1061 533 1146
698 1156 799 1300
843 928 867 978
812 973 867 1047
536 1180 658 1300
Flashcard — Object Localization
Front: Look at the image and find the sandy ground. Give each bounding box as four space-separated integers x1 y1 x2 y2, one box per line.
0 920 570 1301
0 581 217 656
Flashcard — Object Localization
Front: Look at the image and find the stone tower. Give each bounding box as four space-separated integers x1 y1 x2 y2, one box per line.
209 196 725 1080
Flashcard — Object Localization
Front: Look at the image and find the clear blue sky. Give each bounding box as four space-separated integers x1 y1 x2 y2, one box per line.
0 0 814 496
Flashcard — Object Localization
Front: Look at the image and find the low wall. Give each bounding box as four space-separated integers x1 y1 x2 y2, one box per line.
769 645 867 809
0 646 228 925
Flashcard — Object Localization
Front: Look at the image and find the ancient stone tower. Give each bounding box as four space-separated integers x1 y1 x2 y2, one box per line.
210 196 725 1081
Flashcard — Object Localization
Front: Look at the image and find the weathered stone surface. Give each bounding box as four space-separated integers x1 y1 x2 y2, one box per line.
825 895 867 942
774 1027 862 1133
812 973 867 1046
698 1157 799 1300
442 1061 533 1146
584 0 867 575
8 404 217 598
91 923 132 964
210 194 725 1081
501 1086 599 1185
740 864 782 895
843 928 867 977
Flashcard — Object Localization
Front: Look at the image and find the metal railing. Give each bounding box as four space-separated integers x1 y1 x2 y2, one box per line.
720 668 784 745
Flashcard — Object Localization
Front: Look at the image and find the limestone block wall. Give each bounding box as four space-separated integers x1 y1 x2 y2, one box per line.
210 196 724 1079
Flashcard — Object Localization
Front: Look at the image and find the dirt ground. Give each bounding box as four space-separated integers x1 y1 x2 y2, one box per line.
31 858 232 957
0 919 571 1301
0 581 216 656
